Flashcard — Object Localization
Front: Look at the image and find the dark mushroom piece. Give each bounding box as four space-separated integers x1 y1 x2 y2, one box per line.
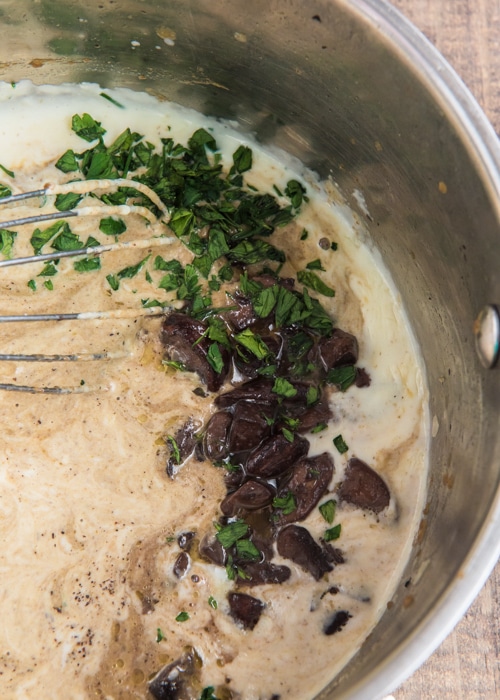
323 610 352 636
215 377 278 409
235 561 291 586
337 457 390 513
220 480 275 516
316 328 359 370
203 411 233 461
149 649 197 700
161 312 230 392
227 591 265 630
227 402 273 455
198 533 227 567
166 419 200 476
173 552 190 579
296 399 333 434
274 453 334 526
245 434 309 479
223 291 258 331
277 525 333 581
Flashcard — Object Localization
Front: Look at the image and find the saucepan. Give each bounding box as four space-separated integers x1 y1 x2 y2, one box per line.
1 0 500 697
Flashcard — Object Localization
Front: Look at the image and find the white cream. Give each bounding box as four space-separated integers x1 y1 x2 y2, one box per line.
0 81 428 700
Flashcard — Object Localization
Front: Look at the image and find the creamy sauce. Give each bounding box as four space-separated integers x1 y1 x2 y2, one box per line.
0 82 428 700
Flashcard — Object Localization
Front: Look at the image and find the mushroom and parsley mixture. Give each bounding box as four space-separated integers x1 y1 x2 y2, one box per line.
0 83 428 700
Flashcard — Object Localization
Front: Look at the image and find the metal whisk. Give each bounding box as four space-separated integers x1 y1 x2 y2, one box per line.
0 178 175 393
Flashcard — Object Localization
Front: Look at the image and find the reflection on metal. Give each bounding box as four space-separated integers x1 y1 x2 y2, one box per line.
474 304 500 368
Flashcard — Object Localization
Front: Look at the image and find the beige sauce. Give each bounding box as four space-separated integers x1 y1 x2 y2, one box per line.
0 82 428 700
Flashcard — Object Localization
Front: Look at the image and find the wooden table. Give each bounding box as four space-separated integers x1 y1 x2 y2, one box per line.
387 3 500 698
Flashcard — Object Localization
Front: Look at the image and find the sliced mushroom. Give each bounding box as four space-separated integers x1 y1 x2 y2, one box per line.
203 411 233 461
173 552 190 579
198 533 227 567
167 419 199 476
236 560 291 586
317 328 358 370
277 525 333 581
337 457 390 513
245 434 309 479
275 452 334 526
149 649 196 700
296 399 333 434
161 312 229 392
220 480 275 516
323 610 352 636
227 402 273 454
215 377 277 409
223 291 257 330
227 591 265 630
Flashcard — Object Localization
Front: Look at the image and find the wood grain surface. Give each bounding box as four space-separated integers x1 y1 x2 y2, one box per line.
386 4 500 698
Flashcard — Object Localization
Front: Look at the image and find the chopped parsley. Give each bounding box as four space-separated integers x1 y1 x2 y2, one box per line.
175 611 189 622
324 524 342 542
215 520 248 549
333 434 349 454
208 596 218 610
273 492 297 515
326 366 357 392
156 628 165 643
319 499 337 524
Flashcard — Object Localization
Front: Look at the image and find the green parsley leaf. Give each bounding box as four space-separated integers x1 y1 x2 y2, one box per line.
99 217 127 236
207 343 224 374
43 279 54 291
208 596 218 610
311 422 327 433
86 152 115 180
306 385 320 406
27 279 36 292
300 228 309 240
326 366 357 392
285 179 306 208
234 329 271 360
297 270 335 297
232 145 252 173
273 492 297 515
306 258 325 271
324 524 342 541
175 611 189 622
228 240 285 265
55 192 82 211
188 128 217 153
38 261 58 277
0 163 14 178
141 298 163 308
215 520 249 549
106 274 119 291
31 220 68 254
99 92 125 109
154 256 183 273
52 228 84 251
207 227 229 261
253 284 279 318
282 427 295 443
55 149 79 173
235 539 260 561
117 254 150 279
167 435 181 465
200 686 218 700
331 241 338 251
319 499 337 524
333 434 349 454
156 628 165 643
169 208 195 237
272 377 297 398
74 257 101 272
0 230 17 258
72 113 106 142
